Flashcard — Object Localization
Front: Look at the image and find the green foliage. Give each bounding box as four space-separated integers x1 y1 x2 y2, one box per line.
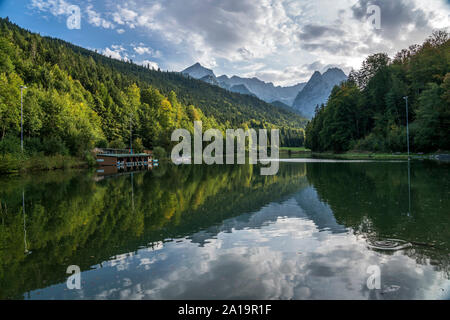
0 153 24 173
152 146 167 160
83 151 97 167
23 154 84 171
0 135 21 155
306 31 450 153
0 37 15 74
0 135 88 173
96 138 108 149
133 137 144 153
0 17 307 164
351 132 386 152
413 80 450 151
41 136 68 156
109 138 126 149
24 137 43 155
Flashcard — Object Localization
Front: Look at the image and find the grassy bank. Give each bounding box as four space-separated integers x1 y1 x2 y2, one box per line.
280 147 312 157
310 152 412 160
281 148 447 160
280 147 311 152
0 154 89 174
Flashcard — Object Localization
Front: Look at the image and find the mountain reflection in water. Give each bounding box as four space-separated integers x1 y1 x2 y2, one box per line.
0 161 448 299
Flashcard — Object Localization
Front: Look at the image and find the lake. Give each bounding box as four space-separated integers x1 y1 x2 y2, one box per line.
0 160 449 299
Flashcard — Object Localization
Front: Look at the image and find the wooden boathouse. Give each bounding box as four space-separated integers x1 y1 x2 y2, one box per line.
96 148 153 168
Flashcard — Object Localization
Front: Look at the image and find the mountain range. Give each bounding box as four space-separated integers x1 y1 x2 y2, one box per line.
182 63 347 118
292 68 348 118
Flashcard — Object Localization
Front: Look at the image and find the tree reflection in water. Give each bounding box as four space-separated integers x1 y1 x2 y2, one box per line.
0 160 448 299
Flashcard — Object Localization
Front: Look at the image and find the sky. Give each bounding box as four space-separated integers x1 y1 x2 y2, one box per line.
0 0 449 86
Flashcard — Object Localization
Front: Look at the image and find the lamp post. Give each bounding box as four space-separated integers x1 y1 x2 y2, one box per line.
403 96 410 159
20 85 27 152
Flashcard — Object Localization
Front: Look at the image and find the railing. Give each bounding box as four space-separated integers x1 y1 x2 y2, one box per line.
97 148 132 155
95 148 153 155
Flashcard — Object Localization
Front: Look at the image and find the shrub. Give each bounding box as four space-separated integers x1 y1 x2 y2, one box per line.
96 138 109 149
152 146 167 160
133 138 144 153
353 133 386 152
0 153 25 173
109 138 126 149
0 135 21 155
83 151 97 167
24 137 43 156
386 126 407 152
41 136 69 156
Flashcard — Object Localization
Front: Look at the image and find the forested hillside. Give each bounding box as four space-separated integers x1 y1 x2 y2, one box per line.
0 17 306 171
305 31 449 153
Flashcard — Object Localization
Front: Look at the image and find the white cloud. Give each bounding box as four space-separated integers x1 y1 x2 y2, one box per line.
133 46 151 55
30 0 74 16
30 0 450 86
112 6 141 29
102 45 128 61
30 1 115 29
139 60 159 70
80 197 450 299
102 47 122 60
101 0 445 84
86 5 115 29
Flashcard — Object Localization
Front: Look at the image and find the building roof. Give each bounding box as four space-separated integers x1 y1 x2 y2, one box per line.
97 153 150 158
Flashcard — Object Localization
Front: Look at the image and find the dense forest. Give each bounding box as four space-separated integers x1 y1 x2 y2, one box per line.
0 17 306 172
305 31 449 153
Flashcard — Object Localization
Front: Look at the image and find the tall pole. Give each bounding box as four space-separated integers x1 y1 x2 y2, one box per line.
407 159 411 217
403 96 410 159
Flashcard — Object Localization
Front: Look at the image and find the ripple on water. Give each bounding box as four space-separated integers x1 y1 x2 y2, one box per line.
367 238 413 251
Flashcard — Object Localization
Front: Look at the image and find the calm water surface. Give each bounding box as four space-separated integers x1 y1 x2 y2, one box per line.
0 160 449 299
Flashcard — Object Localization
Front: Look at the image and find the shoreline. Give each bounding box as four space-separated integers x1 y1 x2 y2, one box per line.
1 151 449 176
280 148 450 161
0 154 89 175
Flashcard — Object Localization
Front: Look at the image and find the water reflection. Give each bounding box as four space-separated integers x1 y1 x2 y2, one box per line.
22 189 28 254
0 161 448 299
408 160 412 217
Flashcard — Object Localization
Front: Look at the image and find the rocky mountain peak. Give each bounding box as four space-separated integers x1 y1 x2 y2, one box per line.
182 62 215 79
